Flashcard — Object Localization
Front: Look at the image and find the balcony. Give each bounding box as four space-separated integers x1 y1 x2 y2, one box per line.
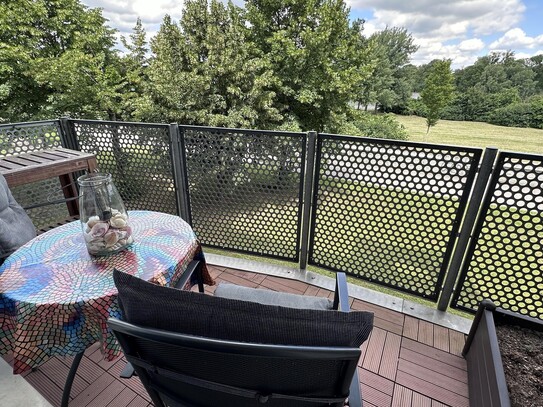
1 119 542 407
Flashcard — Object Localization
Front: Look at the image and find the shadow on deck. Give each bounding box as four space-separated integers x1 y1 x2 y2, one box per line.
2 265 469 407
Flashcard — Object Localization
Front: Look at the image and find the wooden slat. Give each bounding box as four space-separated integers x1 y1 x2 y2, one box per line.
400 347 468 384
70 372 115 406
392 384 413 407
23 369 62 407
362 327 387 373
448 329 466 356
412 391 433 407
433 325 450 352
401 338 467 371
396 370 469 407
397 358 468 397
361 380 393 407
418 320 434 346
360 367 395 396
379 332 401 380
403 316 419 340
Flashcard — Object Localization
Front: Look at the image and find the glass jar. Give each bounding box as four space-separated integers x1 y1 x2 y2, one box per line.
77 173 133 256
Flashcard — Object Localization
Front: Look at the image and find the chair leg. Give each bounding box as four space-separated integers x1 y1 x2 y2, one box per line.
348 367 363 407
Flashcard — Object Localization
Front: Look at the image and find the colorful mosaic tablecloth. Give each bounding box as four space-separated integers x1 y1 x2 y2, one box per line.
0 210 211 374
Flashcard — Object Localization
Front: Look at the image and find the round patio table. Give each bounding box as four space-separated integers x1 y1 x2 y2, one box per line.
0 210 211 406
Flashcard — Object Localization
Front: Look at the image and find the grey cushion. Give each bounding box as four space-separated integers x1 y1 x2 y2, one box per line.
114 269 374 348
215 283 333 310
0 174 36 259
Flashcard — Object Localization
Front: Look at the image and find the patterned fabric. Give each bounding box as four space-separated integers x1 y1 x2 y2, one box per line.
0 210 211 374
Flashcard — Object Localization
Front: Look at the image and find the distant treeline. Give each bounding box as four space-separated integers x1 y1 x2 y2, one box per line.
388 52 543 130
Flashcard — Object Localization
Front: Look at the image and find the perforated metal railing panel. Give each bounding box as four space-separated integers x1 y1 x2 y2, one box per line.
452 152 543 319
0 121 62 156
0 121 68 229
309 135 482 300
71 120 177 214
182 126 306 261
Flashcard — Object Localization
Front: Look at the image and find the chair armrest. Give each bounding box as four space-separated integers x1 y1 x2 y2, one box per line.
333 272 350 312
174 260 204 292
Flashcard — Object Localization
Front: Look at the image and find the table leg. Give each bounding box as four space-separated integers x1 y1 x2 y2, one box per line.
61 351 84 407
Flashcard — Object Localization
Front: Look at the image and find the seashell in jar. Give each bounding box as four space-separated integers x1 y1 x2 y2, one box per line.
104 230 119 247
89 221 109 238
109 216 127 228
88 239 106 253
87 216 101 229
120 225 132 238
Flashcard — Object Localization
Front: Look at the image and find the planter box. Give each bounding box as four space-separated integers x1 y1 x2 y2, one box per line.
462 300 543 407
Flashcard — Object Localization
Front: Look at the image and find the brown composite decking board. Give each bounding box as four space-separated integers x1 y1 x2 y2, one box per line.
2 265 469 407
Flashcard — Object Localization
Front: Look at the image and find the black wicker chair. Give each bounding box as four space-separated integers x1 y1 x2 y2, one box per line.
109 270 373 407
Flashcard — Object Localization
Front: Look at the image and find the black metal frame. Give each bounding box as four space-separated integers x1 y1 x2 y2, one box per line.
180 125 307 262
451 151 543 317
308 133 482 301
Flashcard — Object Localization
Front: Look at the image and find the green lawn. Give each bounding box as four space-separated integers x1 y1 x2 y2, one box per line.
394 114 543 155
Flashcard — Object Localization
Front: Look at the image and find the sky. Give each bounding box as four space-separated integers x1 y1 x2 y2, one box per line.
82 0 543 69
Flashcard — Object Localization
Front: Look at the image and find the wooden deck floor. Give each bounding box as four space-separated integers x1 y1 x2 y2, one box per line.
3 265 469 407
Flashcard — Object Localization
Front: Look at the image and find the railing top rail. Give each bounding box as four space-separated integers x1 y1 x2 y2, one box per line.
179 124 306 138
0 120 60 130
496 150 543 161
319 132 484 154
68 119 169 128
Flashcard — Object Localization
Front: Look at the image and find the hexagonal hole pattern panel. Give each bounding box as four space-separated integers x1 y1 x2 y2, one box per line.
454 153 543 319
310 136 481 300
183 127 305 261
1 121 66 228
0 121 62 156
73 122 177 215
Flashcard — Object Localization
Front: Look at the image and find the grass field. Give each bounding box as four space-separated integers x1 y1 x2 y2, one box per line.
394 114 543 155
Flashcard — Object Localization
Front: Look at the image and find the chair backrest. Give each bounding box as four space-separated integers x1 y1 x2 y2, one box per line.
108 318 361 407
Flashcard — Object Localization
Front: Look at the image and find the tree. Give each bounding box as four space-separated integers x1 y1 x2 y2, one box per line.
355 27 418 113
421 59 455 133
0 0 120 122
120 18 149 120
245 0 372 131
139 1 280 128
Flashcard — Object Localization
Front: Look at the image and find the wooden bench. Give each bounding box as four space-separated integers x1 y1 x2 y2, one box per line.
0 147 98 216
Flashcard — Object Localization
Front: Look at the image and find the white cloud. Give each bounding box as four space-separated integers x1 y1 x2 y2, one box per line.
347 0 528 68
348 0 525 38
83 0 185 39
458 38 486 52
489 28 543 50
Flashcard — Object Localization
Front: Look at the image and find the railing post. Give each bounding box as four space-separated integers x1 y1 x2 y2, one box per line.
437 147 498 311
299 131 317 270
170 124 191 224
59 117 80 151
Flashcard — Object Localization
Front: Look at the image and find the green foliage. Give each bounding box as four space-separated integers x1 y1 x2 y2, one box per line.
139 1 280 128
421 59 455 133
487 95 543 129
449 51 538 124
335 111 408 140
0 0 119 121
119 18 149 120
355 27 418 113
245 0 372 131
